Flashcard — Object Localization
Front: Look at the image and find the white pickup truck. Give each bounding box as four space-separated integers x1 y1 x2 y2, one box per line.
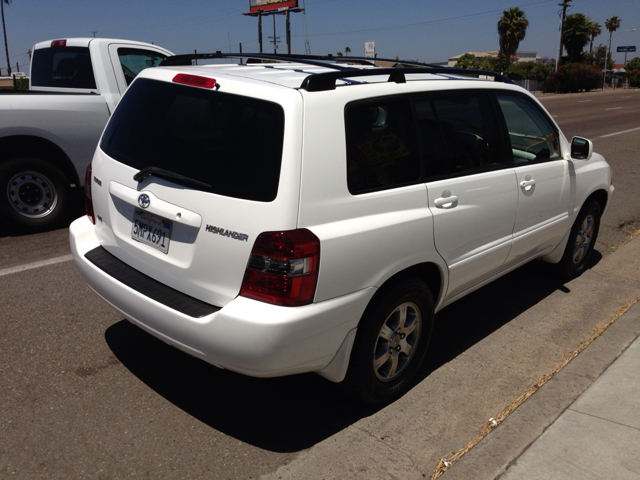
0 38 172 231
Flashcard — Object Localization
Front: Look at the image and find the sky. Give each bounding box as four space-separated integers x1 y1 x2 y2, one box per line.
1 0 639 76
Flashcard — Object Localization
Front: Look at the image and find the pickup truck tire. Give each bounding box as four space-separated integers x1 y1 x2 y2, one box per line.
0 158 71 230
344 278 434 405
557 200 602 278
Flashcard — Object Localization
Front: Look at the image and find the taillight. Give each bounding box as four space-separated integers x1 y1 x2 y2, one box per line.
240 229 320 307
172 73 217 89
51 39 67 47
85 163 95 224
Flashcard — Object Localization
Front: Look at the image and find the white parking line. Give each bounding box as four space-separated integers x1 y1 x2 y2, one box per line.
578 100 592 103
605 107 623 110
0 255 74 277
597 127 640 138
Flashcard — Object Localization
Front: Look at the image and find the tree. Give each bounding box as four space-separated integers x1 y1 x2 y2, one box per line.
497 7 529 74
604 15 621 82
1 0 10 76
562 13 592 62
587 20 602 53
344 46 351 56
626 56 640 87
454 53 479 69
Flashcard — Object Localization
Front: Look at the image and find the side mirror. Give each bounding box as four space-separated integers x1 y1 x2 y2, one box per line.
570 137 593 160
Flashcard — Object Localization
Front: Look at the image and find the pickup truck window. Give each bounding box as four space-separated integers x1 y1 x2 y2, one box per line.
117 48 167 86
31 47 97 89
100 78 284 202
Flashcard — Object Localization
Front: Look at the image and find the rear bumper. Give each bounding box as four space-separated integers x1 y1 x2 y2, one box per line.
69 216 373 381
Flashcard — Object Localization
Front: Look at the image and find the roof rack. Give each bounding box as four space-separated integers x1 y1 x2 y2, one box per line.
159 52 514 92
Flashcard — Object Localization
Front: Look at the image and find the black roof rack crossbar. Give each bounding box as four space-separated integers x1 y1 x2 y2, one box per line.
159 52 513 92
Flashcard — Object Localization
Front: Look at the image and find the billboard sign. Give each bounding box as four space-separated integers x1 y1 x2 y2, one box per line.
250 0 298 12
617 46 636 53
365 41 375 58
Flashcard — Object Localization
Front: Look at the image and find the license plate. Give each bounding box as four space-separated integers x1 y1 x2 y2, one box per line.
131 210 172 254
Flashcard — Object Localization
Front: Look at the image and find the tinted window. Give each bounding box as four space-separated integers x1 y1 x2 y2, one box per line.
101 78 284 202
117 48 166 86
415 93 503 178
345 97 421 194
497 94 561 163
31 47 96 89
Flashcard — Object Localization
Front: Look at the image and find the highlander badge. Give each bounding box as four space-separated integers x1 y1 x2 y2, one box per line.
138 194 150 209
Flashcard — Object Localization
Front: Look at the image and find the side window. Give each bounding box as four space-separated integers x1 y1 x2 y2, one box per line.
117 48 167 86
415 94 504 179
497 94 561 164
345 97 421 194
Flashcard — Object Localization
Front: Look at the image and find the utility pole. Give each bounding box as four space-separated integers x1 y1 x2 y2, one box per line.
1 0 11 76
556 0 571 70
91 31 97 38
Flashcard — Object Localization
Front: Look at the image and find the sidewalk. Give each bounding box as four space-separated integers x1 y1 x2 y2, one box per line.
501 327 640 479
442 236 640 480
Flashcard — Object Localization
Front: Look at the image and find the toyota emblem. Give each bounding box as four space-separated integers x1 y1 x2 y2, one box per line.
138 194 150 209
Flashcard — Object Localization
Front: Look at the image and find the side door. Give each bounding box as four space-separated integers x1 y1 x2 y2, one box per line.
415 92 518 303
495 93 576 265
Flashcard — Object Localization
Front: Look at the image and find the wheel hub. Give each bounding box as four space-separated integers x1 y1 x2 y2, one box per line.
373 302 421 382
7 171 58 218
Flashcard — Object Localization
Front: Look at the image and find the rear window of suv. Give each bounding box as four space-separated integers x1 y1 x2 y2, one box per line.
100 78 285 202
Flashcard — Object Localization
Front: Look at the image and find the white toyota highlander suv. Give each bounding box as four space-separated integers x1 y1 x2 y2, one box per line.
69 54 613 404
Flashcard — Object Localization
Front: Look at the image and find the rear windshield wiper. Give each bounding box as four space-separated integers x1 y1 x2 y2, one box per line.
133 166 212 191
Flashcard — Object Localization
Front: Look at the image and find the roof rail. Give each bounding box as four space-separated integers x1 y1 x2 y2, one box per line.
159 52 514 92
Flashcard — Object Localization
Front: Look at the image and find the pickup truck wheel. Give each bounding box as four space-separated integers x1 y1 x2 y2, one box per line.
0 158 71 230
344 278 434 405
557 200 601 278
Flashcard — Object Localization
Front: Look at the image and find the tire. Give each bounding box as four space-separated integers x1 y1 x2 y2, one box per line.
344 278 434 405
0 158 71 231
557 200 601 278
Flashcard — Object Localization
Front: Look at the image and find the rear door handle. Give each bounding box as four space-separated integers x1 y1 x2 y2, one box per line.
434 195 459 208
520 179 536 188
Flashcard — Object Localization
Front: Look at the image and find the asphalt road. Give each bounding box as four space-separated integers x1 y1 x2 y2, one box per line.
1 88 639 479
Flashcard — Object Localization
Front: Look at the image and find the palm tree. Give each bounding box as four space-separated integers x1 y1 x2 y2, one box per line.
588 21 602 53
604 15 621 80
562 13 592 62
1 0 10 76
497 7 529 75
344 46 351 56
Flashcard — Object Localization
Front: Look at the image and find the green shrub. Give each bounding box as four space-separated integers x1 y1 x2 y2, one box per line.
542 63 602 93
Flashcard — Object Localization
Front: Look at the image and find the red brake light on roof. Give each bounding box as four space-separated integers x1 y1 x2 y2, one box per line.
172 73 217 89
240 229 320 307
51 39 67 47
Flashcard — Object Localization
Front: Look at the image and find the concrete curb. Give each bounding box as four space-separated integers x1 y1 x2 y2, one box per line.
441 236 640 480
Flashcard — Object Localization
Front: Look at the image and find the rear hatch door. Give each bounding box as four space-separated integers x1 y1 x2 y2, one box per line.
90 72 302 307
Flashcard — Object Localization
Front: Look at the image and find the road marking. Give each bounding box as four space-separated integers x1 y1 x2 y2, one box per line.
578 100 592 103
597 126 640 138
605 107 623 110
0 255 74 277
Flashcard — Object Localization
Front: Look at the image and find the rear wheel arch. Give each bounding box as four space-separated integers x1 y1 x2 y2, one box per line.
0 135 79 187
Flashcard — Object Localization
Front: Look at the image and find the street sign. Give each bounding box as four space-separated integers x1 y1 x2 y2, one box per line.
617 46 636 53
